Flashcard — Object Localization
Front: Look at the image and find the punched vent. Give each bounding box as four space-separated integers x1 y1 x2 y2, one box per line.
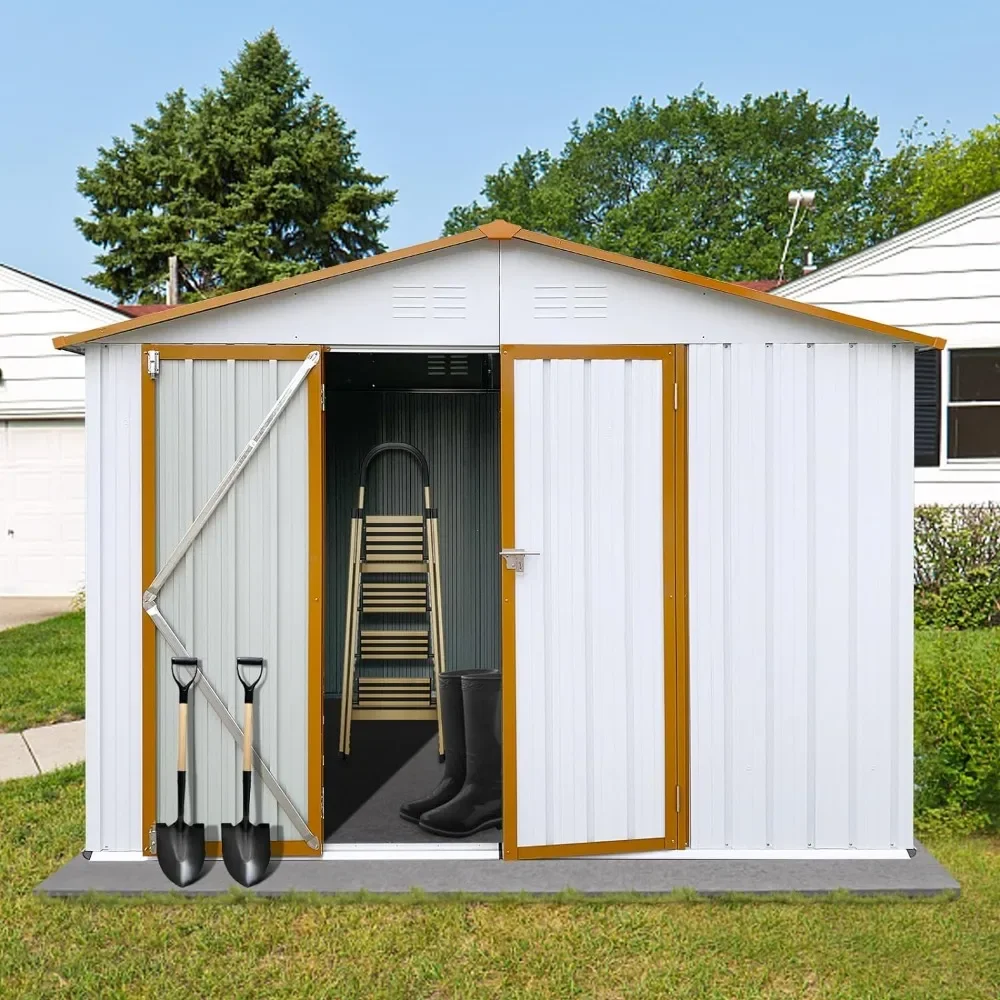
391 284 467 319
533 283 608 319
427 355 469 378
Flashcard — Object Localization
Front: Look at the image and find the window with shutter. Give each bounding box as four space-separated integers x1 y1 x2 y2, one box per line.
947 348 1000 460
914 348 941 467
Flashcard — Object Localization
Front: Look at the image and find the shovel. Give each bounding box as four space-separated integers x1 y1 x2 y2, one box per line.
156 657 206 887
222 657 271 886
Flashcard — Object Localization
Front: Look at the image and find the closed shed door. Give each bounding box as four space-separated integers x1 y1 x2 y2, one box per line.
500 347 682 859
143 348 324 856
0 418 85 596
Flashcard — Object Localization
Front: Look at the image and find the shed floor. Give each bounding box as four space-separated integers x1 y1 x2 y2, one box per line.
37 842 958 897
324 700 500 845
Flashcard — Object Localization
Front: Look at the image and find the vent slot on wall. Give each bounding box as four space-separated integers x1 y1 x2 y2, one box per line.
427 355 469 378
326 353 498 392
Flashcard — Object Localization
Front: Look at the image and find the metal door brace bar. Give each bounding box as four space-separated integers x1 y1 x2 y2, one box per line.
142 350 321 851
146 351 320 598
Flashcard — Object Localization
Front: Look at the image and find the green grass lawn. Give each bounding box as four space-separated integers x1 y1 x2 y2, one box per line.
2 617 999 996
0 612 85 733
1 765 998 999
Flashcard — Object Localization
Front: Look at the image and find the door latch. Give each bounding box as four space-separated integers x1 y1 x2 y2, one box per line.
499 549 539 573
147 350 160 380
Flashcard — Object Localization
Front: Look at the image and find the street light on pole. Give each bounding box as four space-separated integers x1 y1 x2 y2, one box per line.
778 189 816 283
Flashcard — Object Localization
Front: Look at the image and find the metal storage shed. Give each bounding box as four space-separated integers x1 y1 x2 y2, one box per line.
55 220 943 863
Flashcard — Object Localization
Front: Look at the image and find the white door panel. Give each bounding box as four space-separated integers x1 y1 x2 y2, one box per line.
507 355 668 856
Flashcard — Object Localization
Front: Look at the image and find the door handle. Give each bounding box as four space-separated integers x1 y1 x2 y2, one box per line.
499 549 539 573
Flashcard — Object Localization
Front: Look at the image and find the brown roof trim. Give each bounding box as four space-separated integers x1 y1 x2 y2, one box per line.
733 278 785 292
509 229 944 349
115 304 176 317
53 227 489 350
53 221 945 351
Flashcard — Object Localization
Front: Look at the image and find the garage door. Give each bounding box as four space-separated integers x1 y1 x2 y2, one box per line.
0 419 85 597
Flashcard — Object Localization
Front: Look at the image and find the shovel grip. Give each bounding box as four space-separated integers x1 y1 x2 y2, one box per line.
243 702 253 772
177 702 188 772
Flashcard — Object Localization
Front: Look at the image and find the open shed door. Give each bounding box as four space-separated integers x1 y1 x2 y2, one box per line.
500 346 684 860
141 346 324 857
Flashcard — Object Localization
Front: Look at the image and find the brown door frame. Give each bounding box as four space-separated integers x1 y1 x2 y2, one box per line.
499 344 690 861
140 344 325 858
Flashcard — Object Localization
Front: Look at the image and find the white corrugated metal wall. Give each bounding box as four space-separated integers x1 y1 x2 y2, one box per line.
85 344 143 852
154 357 311 843
687 341 914 850
513 357 665 849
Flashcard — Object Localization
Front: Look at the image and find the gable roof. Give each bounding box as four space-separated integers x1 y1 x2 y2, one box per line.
775 189 1000 299
52 221 945 352
1 263 125 323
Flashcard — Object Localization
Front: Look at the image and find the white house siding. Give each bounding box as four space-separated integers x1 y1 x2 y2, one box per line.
687 342 914 849
0 265 118 417
775 192 1000 505
85 344 143 853
0 265 121 596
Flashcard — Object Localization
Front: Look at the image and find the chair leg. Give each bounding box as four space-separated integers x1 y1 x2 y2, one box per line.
429 514 447 758
339 501 362 757
423 494 445 759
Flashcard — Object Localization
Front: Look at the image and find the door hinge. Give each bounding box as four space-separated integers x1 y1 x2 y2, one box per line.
676 786 681 813
148 824 157 854
320 384 326 411
321 787 325 819
147 350 160 380
673 383 678 410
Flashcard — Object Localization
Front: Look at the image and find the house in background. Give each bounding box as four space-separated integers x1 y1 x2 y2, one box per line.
774 190 1000 506
0 264 166 597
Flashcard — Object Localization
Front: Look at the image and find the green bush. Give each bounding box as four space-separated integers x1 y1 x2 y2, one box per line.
914 504 1000 629
914 627 1000 836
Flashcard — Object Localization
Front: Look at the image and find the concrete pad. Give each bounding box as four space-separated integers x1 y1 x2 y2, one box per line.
0 732 39 780
36 841 959 898
0 597 74 631
21 720 85 773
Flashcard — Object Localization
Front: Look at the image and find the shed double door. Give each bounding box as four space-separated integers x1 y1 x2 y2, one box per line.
500 346 684 860
142 346 324 857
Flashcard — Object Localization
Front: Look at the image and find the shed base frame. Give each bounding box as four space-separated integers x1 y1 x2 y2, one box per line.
39 842 958 896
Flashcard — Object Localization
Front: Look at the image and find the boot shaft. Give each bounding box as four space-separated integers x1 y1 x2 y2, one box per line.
460 671 502 787
438 669 482 777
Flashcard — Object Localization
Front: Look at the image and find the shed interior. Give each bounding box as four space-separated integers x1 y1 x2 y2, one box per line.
322 351 503 844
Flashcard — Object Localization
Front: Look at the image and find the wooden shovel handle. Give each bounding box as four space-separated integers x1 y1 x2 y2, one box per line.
177 702 188 772
243 702 253 772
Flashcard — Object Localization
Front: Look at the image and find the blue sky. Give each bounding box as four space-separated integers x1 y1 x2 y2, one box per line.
2 0 997 302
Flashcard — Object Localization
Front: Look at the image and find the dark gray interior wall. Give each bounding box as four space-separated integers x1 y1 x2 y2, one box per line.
325 389 501 694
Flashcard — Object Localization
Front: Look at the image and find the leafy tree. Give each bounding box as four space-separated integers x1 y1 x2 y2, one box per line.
445 89 899 281
875 117 1000 232
76 31 395 302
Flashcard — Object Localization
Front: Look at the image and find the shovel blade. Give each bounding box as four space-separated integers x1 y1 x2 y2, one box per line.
156 820 206 887
222 820 271 887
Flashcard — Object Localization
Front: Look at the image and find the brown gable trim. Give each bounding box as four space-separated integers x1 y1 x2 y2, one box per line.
508 229 945 350
53 228 491 350
53 221 945 351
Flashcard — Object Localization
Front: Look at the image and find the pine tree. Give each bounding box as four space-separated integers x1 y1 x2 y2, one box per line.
76 30 395 302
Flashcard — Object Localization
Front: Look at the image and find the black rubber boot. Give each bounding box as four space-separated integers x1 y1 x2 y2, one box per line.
398 670 478 823
419 671 502 838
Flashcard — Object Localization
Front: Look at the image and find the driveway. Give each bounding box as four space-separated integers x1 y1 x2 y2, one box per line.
0 597 75 631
